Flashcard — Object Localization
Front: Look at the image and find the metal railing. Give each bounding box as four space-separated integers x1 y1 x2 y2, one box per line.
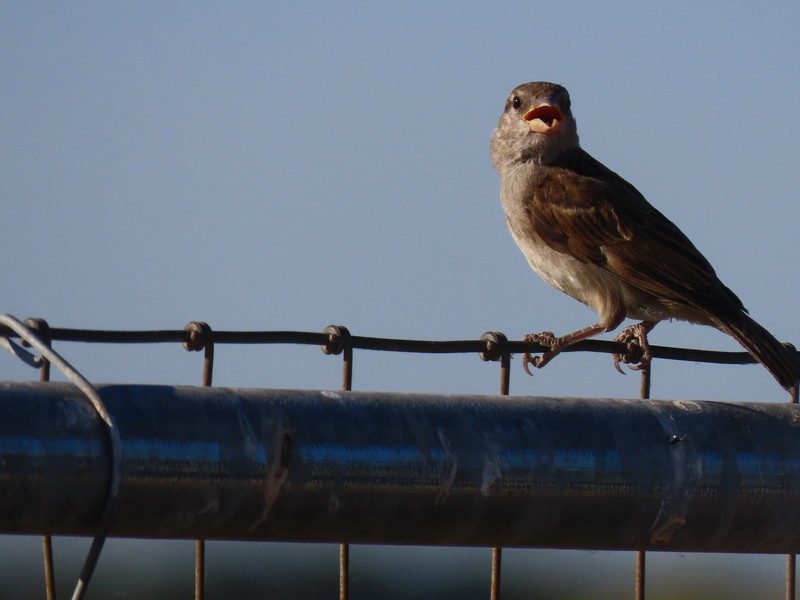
1 314 798 600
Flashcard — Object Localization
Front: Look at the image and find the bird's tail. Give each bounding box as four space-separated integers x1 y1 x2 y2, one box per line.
714 313 800 391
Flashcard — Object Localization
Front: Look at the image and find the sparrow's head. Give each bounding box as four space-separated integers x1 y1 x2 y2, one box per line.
490 82 579 171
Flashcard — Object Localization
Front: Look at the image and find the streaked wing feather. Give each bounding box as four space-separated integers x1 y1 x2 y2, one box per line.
531 149 745 315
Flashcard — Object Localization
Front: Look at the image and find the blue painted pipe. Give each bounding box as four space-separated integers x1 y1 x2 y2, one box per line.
1 381 799 553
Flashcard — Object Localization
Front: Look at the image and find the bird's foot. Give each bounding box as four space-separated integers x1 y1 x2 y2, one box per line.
613 321 656 374
522 332 562 375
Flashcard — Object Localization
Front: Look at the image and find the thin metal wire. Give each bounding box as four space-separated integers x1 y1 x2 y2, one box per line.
635 360 652 600
195 541 205 600
635 550 646 600
24 318 59 600
490 547 502 600
183 322 215 600
0 324 791 368
0 315 123 600
325 326 353 600
42 535 56 600
339 544 350 600
480 332 510 600
199 335 214 600
788 383 799 600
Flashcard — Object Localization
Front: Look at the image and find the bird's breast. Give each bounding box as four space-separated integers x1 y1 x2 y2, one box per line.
500 179 665 326
506 220 593 303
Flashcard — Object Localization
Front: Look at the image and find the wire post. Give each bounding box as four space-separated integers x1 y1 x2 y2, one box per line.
788 382 799 600
322 325 353 600
340 327 352 600
194 541 205 600
491 547 502 600
183 322 214 600
635 549 646 600
480 332 510 600
24 318 57 600
635 358 652 600
42 536 56 600
492 348 510 600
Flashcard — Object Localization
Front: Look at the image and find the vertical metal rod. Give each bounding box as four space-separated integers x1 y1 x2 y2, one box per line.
490 547 503 600
341 341 353 392
491 343 510 600
788 383 798 600
499 349 510 396
339 543 350 600
202 341 214 388
187 323 214 600
635 362 651 600
320 325 355 600
195 540 205 600
29 318 57 600
638 363 651 403
40 355 51 383
635 549 646 600
42 535 56 600
339 328 353 600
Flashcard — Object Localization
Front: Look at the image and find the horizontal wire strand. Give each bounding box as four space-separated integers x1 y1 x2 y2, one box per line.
0 324 777 366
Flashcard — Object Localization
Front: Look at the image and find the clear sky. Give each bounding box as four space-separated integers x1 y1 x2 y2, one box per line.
2 2 799 597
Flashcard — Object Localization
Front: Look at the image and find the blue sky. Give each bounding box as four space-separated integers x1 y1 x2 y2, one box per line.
4 2 800 400
2 2 799 597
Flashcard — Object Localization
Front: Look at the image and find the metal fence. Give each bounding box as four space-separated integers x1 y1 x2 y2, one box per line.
1 314 798 600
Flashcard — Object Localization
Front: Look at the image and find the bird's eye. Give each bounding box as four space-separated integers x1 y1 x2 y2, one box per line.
511 96 521 110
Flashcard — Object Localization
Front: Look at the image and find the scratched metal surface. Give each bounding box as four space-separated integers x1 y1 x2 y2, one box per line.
1 381 800 553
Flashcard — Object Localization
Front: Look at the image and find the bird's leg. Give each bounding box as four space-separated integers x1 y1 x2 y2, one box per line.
522 323 610 375
613 320 657 373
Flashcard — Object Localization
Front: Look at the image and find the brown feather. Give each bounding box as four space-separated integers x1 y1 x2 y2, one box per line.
530 147 746 321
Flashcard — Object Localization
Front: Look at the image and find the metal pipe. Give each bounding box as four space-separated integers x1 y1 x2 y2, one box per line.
2 382 800 553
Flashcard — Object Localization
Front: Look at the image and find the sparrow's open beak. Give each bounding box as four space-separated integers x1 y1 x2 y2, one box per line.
523 104 563 135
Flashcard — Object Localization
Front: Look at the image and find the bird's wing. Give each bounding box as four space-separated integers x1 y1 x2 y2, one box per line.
531 148 746 315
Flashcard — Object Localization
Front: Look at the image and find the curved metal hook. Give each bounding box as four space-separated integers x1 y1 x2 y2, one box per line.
0 314 123 600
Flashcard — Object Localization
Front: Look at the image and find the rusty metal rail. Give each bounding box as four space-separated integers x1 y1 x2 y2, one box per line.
0 320 781 366
3 381 800 552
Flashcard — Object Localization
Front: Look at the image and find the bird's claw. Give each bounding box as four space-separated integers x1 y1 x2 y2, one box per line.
613 323 653 374
522 332 558 375
613 356 627 375
522 352 543 375
612 338 641 374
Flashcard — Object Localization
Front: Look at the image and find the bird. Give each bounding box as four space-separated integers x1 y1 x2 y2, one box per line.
489 81 800 392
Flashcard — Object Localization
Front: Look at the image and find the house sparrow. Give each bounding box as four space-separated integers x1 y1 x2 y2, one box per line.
490 81 800 391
